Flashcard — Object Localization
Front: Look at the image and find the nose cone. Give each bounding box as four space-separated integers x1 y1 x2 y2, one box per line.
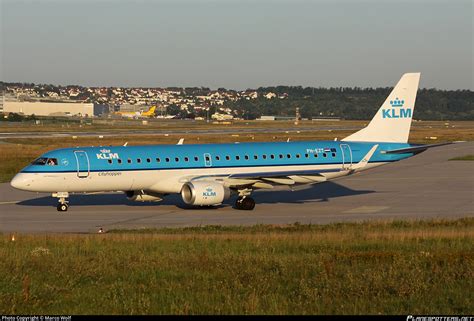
10 173 33 191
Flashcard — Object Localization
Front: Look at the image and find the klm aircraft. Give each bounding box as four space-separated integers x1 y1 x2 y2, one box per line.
11 73 448 212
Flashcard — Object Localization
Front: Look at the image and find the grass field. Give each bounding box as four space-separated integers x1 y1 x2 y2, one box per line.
1 219 473 315
0 120 473 183
449 155 474 161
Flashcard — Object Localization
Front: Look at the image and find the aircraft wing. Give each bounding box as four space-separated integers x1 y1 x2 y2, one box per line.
381 142 452 155
182 169 328 190
185 144 379 190
227 170 328 188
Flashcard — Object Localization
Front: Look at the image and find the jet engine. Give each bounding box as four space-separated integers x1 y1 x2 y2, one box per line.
181 181 230 206
125 190 164 202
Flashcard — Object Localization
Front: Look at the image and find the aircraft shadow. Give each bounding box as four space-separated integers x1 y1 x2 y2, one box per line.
17 182 374 208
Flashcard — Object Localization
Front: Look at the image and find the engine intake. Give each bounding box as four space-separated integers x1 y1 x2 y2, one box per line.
181 181 230 206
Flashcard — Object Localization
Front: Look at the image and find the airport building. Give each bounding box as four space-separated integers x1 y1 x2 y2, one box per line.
3 101 96 117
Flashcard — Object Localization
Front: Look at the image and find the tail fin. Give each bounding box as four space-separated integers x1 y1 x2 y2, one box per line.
143 106 157 116
148 106 157 114
343 73 421 143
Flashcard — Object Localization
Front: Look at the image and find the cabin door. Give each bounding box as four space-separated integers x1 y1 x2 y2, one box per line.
203 153 212 167
340 144 352 170
74 151 90 178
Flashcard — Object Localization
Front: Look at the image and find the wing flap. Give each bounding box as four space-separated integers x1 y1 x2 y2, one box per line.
229 169 333 179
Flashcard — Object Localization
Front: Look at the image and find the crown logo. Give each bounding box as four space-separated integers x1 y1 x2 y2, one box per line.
390 98 404 107
100 148 111 153
206 187 213 192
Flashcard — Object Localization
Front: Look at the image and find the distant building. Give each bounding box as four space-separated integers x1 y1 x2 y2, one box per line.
0 91 4 113
211 113 234 121
3 101 95 117
264 92 277 99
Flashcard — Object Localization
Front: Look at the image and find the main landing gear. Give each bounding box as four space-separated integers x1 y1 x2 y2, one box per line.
53 192 69 212
235 196 256 210
57 203 69 212
234 188 256 210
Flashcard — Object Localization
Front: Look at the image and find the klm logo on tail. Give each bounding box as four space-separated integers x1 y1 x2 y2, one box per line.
382 98 412 119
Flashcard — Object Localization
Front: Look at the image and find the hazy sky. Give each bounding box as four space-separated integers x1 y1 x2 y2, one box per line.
1 0 472 90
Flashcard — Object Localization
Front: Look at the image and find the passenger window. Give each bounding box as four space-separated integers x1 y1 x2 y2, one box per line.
244 155 249 160
236 155 240 160
226 156 230 161
262 155 267 159
184 157 189 162
254 155 258 160
137 158 141 163
205 156 210 161
147 158 151 163
215 156 220 161
270 155 275 159
156 158 161 163
287 154 291 159
323 153 327 158
118 159 122 164
108 159 112 164
279 154 283 159
175 157 180 162
194 156 199 161
296 154 301 158
314 154 318 158
166 158 170 162
305 154 309 158
128 159 132 164
332 153 336 157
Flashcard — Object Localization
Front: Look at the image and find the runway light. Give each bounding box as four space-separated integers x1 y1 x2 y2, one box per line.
98 227 104 234
11 235 15 242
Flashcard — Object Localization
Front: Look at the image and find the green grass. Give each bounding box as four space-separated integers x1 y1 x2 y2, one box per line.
449 155 474 161
1 219 473 314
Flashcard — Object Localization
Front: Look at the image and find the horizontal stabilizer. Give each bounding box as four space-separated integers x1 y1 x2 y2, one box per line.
381 142 452 155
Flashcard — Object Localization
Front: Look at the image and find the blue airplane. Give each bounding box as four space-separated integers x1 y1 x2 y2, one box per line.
11 73 448 211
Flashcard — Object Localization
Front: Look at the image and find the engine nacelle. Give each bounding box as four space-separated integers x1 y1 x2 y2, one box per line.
181 181 230 206
125 191 164 202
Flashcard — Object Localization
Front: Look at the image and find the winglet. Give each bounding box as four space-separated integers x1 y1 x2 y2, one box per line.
177 138 184 145
352 144 379 170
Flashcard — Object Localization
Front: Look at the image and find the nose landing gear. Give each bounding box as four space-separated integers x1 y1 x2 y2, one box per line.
53 192 69 212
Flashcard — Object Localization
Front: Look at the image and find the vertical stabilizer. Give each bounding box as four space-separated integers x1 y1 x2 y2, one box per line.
343 73 420 143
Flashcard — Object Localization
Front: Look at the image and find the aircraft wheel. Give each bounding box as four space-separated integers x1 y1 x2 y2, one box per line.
57 203 68 212
235 197 255 210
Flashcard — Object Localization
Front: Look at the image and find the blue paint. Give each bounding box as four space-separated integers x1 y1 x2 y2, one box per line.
20 141 413 174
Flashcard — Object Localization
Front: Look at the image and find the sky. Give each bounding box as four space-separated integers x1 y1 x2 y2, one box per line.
1 0 472 90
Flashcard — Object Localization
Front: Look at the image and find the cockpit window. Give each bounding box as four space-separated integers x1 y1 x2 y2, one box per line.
32 158 48 165
32 158 58 165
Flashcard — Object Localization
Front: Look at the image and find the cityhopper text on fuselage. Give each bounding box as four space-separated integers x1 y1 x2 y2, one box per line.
11 73 449 212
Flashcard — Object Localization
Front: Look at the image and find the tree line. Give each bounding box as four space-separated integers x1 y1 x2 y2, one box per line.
227 87 474 121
